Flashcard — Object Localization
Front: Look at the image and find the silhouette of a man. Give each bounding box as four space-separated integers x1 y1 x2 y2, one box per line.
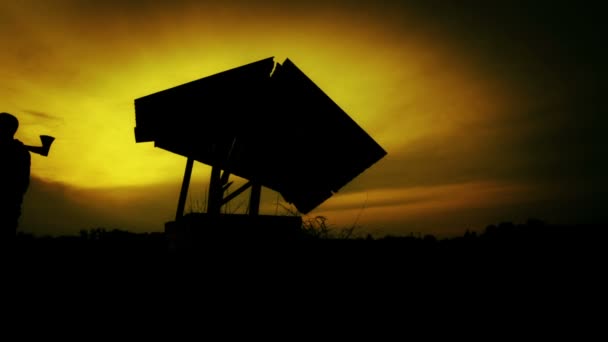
0 112 31 243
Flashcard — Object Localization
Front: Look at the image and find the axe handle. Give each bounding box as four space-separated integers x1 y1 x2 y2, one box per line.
24 135 54 157
25 145 49 156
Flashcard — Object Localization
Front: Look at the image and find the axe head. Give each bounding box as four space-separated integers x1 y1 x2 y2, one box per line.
38 135 55 156
40 135 55 148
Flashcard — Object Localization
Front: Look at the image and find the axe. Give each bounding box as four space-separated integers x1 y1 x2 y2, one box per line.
25 135 55 157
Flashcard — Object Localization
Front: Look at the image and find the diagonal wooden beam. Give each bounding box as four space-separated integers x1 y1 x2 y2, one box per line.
221 181 252 206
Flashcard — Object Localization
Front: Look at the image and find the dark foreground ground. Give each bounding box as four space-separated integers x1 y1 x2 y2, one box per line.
6 220 607 311
11 219 607 262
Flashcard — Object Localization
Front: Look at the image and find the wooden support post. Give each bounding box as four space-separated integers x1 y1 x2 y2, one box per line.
176 157 194 220
249 182 261 216
220 170 231 187
207 165 222 215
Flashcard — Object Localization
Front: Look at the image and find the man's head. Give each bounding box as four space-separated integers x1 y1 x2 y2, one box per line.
0 112 19 140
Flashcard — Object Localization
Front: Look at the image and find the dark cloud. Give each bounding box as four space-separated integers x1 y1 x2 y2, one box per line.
341 107 607 230
20 177 114 236
20 176 287 236
20 176 177 236
347 96 607 193
364 1 607 217
22 110 63 121
418 1 607 99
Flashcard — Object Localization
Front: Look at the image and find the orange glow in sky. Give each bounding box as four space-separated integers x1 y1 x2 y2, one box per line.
2 1 502 187
5 0 586 236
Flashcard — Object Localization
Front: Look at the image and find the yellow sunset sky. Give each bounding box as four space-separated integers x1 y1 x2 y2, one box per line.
2 0 605 236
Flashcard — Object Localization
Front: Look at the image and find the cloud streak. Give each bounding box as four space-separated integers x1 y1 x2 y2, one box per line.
22 109 64 121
